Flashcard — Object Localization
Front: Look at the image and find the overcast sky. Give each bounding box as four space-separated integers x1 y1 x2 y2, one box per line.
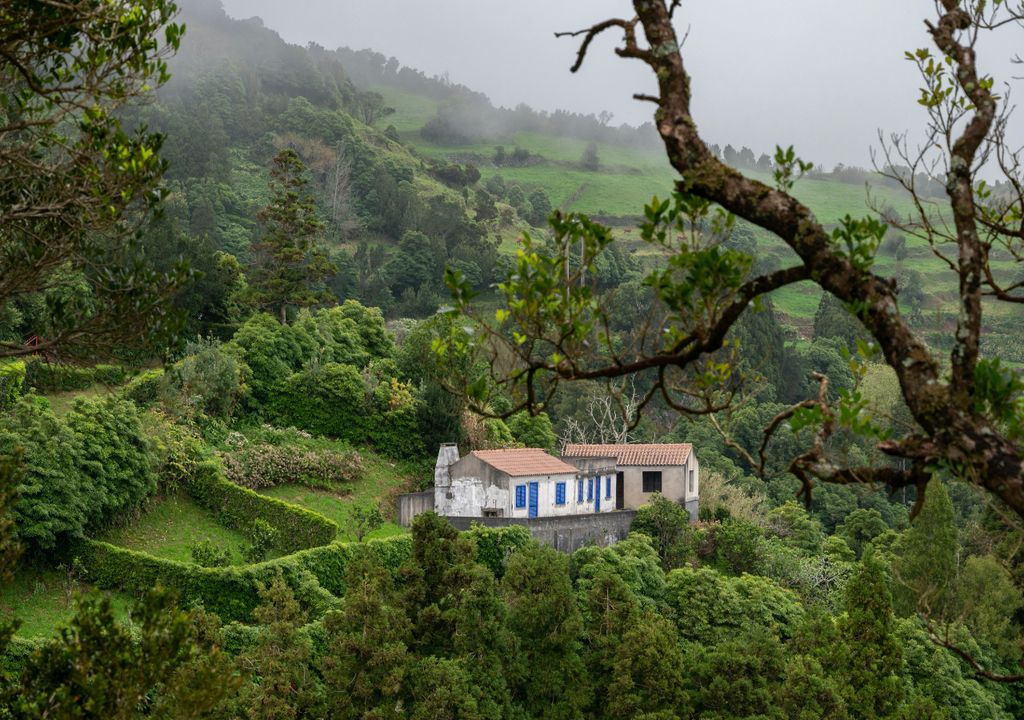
219 0 1023 169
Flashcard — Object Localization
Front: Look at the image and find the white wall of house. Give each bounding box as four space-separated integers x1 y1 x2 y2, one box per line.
435 476 510 517
507 473 574 518
507 472 617 518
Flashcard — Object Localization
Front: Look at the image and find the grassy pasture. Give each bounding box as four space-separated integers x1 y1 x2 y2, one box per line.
257 485 406 542
1 567 132 638
98 493 250 565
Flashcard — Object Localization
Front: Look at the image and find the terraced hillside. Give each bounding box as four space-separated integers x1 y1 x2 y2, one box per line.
370 82 1021 358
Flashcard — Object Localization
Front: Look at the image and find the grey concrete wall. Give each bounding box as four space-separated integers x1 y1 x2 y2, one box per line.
449 454 510 491
445 510 636 553
562 456 617 476
397 491 435 527
684 498 699 523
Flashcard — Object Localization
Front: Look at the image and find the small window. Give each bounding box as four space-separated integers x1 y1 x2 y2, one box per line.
605 476 612 499
577 479 584 503
689 469 694 494
555 482 566 505
642 471 662 493
515 484 526 509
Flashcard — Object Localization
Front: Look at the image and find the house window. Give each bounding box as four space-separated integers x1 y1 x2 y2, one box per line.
577 479 584 503
515 484 526 509
605 476 612 499
689 469 694 494
642 471 662 493
555 482 566 505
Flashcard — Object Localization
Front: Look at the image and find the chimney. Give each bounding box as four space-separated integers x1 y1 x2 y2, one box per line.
435 443 460 488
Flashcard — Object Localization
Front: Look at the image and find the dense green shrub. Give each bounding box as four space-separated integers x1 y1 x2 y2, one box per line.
225 307 424 458
0 637 46 677
227 304 394 410
0 396 157 554
293 302 392 368
0 397 86 552
507 411 557 452
362 374 425 459
64 397 158 528
228 313 319 406
269 363 426 459
632 494 698 569
268 362 366 441
191 539 232 567
219 442 363 490
185 460 338 553
463 523 534 578
123 368 164 406
243 518 280 563
664 566 805 645
161 340 248 419
0 361 25 409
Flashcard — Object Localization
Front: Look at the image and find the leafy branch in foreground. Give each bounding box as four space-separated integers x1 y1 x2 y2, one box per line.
0 0 189 361
438 0 1024 526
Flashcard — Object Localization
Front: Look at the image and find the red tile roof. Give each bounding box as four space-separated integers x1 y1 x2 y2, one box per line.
562 443 693 466
471 449 578 477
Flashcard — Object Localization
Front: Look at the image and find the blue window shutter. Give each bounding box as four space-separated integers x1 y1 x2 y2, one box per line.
606 476 611 498
556 482 565 505
577 479 584 503
516 484 526 508
587 478 593 501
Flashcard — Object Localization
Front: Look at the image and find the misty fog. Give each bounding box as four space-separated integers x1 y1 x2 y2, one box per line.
219 0 1024 170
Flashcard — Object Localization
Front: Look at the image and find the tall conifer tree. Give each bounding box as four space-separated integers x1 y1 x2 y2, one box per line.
248 149 335 324
838 546 904 718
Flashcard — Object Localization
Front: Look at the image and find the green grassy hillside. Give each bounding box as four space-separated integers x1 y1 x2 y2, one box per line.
376 83 1022 357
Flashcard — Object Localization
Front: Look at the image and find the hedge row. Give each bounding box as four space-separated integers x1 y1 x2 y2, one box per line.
71 534 414 622
185 460 338 553
23 360 131 392
70 522 536 624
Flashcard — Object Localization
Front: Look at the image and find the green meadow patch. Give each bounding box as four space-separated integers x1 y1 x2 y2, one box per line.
1 567 132 638
98 492 250 565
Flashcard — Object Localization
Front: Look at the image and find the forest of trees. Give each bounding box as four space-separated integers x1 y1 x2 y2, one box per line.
1 0 1023 718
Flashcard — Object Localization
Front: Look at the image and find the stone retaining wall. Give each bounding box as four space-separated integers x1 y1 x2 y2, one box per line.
444 510 636 553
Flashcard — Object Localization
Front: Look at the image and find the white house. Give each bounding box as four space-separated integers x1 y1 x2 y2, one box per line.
433 444 619 519
562 443 699 520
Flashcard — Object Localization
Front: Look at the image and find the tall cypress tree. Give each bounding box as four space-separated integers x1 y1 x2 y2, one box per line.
579 570 640 719
607 609 689 719
320 551 411 720
838 546 904 719
401 512 477 656
891 480 958 619
239 573 324 719
502 546 589 719
248 149 335 324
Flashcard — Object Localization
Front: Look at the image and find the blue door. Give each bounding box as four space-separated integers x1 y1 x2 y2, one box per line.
595 478 601 512
528 482 539 518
